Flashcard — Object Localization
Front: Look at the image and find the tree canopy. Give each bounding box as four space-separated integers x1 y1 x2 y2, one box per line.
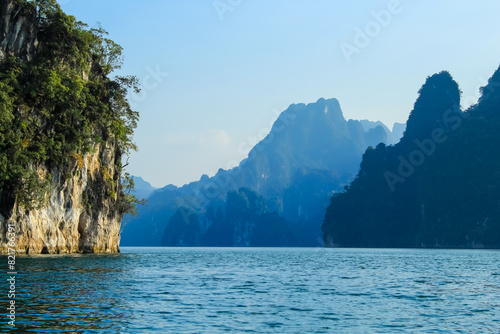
323 69 500 248
0 0 142 213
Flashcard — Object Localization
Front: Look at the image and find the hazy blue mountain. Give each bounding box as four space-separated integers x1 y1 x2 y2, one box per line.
131 176 157 200
359 120 405 145
121 98 397 246
391 123 406 143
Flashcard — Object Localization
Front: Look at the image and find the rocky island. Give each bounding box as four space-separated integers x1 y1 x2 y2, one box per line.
0 0 141 254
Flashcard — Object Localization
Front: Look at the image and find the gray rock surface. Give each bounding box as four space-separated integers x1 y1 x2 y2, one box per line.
0 1 122 254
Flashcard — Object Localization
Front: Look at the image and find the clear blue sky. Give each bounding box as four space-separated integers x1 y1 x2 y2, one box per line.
60 0 500 188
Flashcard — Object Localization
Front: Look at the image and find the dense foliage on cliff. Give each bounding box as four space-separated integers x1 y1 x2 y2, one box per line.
0 0 141 213
322 68 500 248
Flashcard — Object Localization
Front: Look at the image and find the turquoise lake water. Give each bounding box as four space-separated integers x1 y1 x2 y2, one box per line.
1 247 499 333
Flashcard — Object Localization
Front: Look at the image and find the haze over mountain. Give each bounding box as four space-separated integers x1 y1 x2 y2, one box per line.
323 66 500 248
131 176 157 200
122 98 403 246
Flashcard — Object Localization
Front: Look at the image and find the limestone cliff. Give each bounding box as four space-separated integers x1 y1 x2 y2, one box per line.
0 0 132 254
0 143 122 254
0 0 38 61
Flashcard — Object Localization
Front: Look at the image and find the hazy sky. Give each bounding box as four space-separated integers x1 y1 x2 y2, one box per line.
60 0 500 188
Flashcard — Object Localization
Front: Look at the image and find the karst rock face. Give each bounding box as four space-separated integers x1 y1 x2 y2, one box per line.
0 1 122 254
0 0 38 61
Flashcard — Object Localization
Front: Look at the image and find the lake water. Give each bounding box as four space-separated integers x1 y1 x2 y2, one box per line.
1 247 500 333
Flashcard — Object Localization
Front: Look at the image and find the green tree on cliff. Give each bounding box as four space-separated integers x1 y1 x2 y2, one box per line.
0 0 143 214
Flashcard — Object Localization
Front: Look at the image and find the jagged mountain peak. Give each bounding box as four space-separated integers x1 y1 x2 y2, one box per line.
123 97 396 246
403 71 461 141
276 98 339 127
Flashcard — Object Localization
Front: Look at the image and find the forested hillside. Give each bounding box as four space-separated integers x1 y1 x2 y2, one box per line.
323 68 500 248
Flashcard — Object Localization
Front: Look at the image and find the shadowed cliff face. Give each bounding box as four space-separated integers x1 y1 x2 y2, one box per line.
0 1 123 254
323 68 500 249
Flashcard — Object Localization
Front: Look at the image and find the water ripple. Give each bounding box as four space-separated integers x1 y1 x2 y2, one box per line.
1 248 499 333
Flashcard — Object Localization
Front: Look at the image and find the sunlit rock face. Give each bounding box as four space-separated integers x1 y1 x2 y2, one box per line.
1 143 122 254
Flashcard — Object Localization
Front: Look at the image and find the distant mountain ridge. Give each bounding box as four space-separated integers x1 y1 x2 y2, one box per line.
122 98 402 246
131 176 157 200
359 120 405 145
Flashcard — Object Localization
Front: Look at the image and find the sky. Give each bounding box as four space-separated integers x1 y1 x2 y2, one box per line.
59 0 500 188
